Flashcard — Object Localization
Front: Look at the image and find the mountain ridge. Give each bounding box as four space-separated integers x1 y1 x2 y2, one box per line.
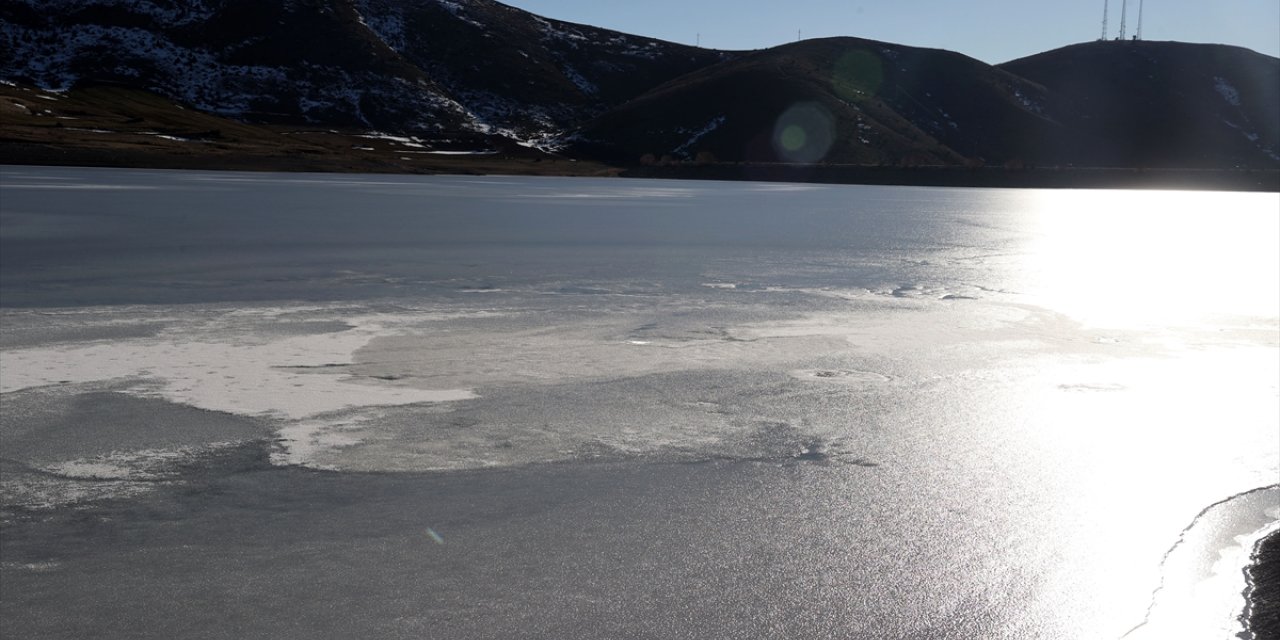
2 0 1277 172
999 40 1280 168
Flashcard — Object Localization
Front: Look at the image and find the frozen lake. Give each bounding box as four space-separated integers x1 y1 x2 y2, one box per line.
1 167 1277 639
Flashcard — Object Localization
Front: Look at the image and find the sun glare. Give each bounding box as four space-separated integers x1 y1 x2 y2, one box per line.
1019 189 1280 329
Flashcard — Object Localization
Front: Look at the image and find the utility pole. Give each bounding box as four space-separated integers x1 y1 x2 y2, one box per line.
1100 0 1109 40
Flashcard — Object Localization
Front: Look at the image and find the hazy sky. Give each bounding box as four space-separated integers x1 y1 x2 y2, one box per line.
500 0 1280 64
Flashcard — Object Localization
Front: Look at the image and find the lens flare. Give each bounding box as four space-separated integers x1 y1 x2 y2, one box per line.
780 125 807 151
831 49 883 102
772 102 835 163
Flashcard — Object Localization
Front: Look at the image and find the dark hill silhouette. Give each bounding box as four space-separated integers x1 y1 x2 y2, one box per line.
999 40 1280 169
2 1 1277 172
569 37 1062 167
573 38 1279 170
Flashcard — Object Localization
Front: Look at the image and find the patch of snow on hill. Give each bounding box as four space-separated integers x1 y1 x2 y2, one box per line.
353 2 407 52
1012 88 1044 114
1214 77 1241 107
0 22 221 93
561 64 597 95
433 0 484 29
1222 120 1279 161
673 115 726 157
462 95 563 138
533 16 589 49
0 11 476 133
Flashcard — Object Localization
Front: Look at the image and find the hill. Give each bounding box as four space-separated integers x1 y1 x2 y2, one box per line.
568 37 1061 167
0 81 616 176
2 1 1277 176
0 0 723 145
999 40 1280 169
349 0 723 139
572 39 1279 170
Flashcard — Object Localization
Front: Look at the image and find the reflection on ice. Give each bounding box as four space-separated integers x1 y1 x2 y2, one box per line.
1021 189 1280 327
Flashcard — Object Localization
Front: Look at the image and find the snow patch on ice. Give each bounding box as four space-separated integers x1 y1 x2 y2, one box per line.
0 314 475 420
272 416 370 469
44 445 224 481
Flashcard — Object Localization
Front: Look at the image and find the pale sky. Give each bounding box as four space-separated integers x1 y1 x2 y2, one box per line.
500 0 1280 64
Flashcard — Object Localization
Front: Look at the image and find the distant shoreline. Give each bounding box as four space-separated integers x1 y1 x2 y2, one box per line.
622 163 1280 192
0 142 619 180
3 143 1277 192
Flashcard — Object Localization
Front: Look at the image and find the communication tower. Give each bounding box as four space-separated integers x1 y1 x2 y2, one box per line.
1118 0 1128 39
1137 0 1144 39
1100 0 1109 40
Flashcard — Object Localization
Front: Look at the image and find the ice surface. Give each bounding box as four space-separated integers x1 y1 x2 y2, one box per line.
0 308 475 471
1 170 1277 638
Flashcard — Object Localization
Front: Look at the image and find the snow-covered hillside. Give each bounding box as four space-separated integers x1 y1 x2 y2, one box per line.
0 0 722 143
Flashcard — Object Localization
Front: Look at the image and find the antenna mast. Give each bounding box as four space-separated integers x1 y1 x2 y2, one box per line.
1100 0 1109 40
1118 0 1128 39
1136 0 1144 39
